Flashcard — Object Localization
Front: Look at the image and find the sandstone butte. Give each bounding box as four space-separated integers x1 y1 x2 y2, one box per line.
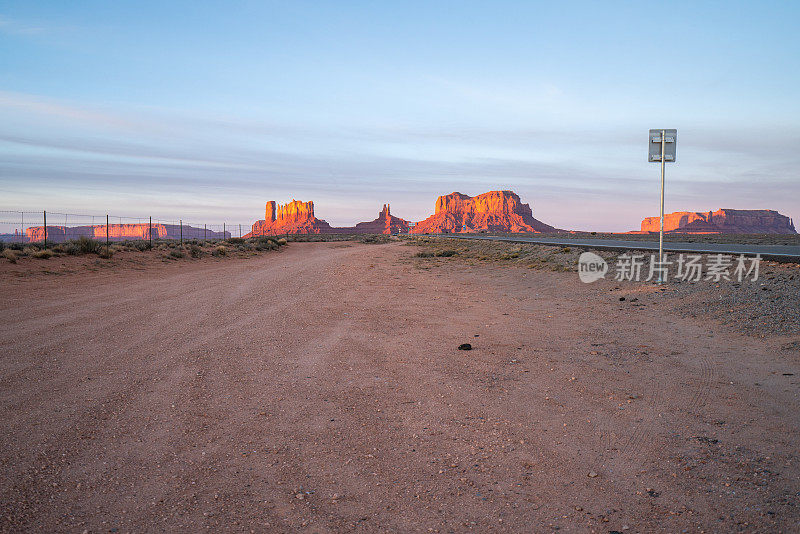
248 200 333 235
25 223 229 243
411 190 557 234
246 201 410 236
353 204 410 234
640 209 797 234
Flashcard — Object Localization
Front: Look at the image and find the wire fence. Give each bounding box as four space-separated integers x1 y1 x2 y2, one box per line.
0 210 258 246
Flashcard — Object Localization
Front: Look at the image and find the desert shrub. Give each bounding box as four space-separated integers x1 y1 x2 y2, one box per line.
54 243 80 255
562 247 571 253
253 237 277 251
415 251 435 258
32 249 54 259
77 236 100 254
132 240 151 251
227 237 245 245
6 242 24 251
277 238 287 245
213 245 227 257
189 244 203 258
2 249 18 263
98 248 113 259
22 246 36 256
0 241 4 252
436 249 457 257
169 249 185 259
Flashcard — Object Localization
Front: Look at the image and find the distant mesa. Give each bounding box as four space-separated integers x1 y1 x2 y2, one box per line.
640 209 796 234
22 223 229 243
246 191 557 236
411 190 558 234
246 200 410 236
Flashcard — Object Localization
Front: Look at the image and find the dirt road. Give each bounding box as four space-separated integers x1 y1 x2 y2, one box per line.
1 242 798 532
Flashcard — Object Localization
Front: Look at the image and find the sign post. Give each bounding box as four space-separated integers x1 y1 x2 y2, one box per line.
649 129 677 283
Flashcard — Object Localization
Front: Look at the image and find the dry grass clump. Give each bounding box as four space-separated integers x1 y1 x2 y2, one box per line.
415 249 458 258
2 249 18 263
409 237 611 272
0 233 291 264
32 249 54 259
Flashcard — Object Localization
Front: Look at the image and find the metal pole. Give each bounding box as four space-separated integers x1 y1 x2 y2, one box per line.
204 224 207 244
223 223 226 240
43 210 47 249
149 216 152 248
180 220 183 246
239 224 242 238
658 129 666 283
106 214 110 253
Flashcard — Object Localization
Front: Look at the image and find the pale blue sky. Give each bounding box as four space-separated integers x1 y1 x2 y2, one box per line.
1 1 798 230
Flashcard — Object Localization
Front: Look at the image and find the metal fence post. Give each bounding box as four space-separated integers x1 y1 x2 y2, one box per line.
106 214 110 253
149 216 152 248
180 220 183 246
43 210 47 249
204 224 207 243
239 224 242 238
223 223 226 240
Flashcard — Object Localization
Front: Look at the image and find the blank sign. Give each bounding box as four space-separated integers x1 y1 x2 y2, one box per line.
649 128 677 162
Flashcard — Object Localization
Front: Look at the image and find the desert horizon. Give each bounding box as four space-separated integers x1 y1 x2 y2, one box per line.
2 1 799 533
4 188 797 245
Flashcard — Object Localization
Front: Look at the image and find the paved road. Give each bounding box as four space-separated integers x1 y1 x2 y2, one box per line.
443 235 800 262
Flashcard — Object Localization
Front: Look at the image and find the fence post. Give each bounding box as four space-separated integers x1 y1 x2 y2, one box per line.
180 220 183 246
149 216 152 248
106 214 110 254
43 210 47 249
204 224 207 244
239 224 242 238
223 223 226 240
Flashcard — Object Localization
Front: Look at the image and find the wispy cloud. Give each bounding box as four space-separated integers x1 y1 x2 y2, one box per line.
0 91 798 230
0 15 45 36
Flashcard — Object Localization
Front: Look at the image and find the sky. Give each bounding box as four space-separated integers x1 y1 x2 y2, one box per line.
1 0 798 231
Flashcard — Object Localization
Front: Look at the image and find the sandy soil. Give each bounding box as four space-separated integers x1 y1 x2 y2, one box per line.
1 241 798 533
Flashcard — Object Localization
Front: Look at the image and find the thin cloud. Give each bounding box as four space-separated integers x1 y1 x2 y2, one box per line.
0 15 45 36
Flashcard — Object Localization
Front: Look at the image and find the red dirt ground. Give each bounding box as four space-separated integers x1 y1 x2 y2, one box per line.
1 242 798 532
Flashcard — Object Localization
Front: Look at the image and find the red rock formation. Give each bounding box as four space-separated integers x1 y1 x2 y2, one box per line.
25 224 229 243
411 190 557 234
353 204 410 234
248 200 333 236
640 209 796 234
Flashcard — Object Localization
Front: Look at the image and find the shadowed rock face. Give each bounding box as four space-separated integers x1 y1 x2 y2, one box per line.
641 209 797 234
353 205 410 234
411 190 557 234
250 200 333 235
